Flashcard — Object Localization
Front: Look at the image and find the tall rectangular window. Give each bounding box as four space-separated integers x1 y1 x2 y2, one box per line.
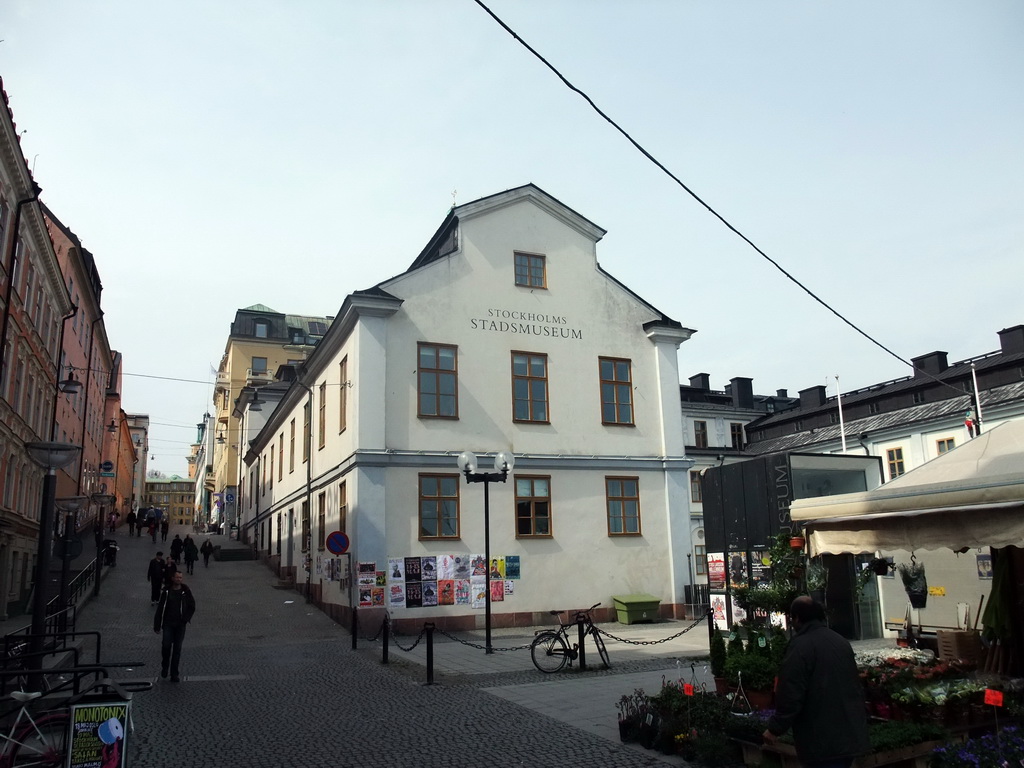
689 470 703 503
269 446 275 489
339 357 348 432
318 382 327 449
251 356 267 373
730 422 744 450
419 474 460 539
515 475 551 537
338 481 347 534
301 501 310 552
303 401 310 462
512 352 548 423
599 357 633 425
606 477 640 535
886 447 905 479
514 251 546 288
278 434 284 480
254 321 268 338
417 343 458 418
695 545 708 576
317 492 326 550
289 419 296 472
937 438 955 454
694 420 709 449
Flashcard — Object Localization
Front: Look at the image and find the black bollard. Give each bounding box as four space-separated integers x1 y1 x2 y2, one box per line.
382 618 389 665
577 614 587 671
424 623 435 685
351 608 358 651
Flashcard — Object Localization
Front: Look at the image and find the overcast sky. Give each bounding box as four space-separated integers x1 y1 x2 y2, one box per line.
4 1 1022 476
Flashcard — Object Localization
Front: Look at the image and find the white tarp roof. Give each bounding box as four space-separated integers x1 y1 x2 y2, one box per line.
790 419 1024 555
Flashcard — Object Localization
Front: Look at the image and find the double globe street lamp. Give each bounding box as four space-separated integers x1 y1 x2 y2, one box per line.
456 449 514 655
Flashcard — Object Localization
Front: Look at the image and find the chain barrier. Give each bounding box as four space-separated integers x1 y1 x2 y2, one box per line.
356 614 388 643
432 625 534 653
389 623 427 652
593 610 711 646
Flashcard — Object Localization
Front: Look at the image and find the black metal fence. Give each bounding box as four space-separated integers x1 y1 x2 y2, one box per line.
684 583 710 618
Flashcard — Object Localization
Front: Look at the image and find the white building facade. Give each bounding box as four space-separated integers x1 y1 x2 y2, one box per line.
239 185 696 629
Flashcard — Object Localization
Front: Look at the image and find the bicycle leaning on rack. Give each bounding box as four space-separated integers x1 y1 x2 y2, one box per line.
0 672 152 767
530 602 610 673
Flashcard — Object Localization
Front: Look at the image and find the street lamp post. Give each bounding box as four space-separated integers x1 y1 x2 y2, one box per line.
55 496 87 632
456 450 515 655
90 494 116 597
24 441 81 690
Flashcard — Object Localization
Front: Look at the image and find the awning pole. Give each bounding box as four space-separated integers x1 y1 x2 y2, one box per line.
836 375 847 453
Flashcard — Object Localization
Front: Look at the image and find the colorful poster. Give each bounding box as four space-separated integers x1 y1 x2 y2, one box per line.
371 587 385 607
359 586 372 607
405 581 423 608
437 554 456 581
69 700 131 768
977 554 993 579
388 582 406 608
455 579 471 605
388 558 405 582
471 575 486 608
504 555 521 579
357 561 376 587
453 555 472 579
375 571 386 587
471 555 486 576
728 551 748 588
489 579 504 602
421 581 439 606
421 556 437 581
404 557 422 582
729 599 747 627
711 593 728 631
504 580 514 596
488 557 505 580
707 553 726 590
750 549 770 588
438 580 455 605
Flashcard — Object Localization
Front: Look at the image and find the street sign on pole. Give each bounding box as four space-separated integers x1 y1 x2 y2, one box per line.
100 461 114 472
325 531 350 555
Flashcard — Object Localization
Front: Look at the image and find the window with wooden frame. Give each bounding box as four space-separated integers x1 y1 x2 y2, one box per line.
338 481 347 535
606 476 641 535
730 422 744 450
937 438 955 454
417 343 458 418
694 420 709 449
278 434 284 481
289 419 296 472
418 474 460 539
339 357 348 433
301 501 310 552
302 401 311 462
689 470 703 503
514 251 546 288
886 447 906 479
695 545 708 576
514 475 551 537
599 357 633 425
276 514 282 555
318 382 327 449
317 492 326 550
512 352 549 423
269 446 274 490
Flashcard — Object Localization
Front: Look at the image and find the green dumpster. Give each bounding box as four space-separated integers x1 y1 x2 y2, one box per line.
613 593 661 624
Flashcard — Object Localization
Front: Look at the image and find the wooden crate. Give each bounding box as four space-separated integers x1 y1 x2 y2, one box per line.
936 629 983 663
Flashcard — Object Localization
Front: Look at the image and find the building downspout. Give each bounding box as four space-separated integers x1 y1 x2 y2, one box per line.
76 315 104 495
49 306 78 441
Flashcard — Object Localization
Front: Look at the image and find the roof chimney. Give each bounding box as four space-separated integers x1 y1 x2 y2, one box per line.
911 351 948 378
689 373 711 390
798 385 828 409
730 377 754 409
776 389 788 399
998 325 1024 355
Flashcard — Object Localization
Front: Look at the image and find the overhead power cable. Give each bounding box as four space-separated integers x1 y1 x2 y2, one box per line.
472 0 977 401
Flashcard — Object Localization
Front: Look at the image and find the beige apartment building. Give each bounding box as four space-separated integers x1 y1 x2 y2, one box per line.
211 305 330 533
143 475 196 527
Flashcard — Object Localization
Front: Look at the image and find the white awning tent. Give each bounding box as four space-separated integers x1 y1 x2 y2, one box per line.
790 419 1024 556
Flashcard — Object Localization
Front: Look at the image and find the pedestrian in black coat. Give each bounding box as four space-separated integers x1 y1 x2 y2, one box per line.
146 552 165 605
154 571 195 682
169 534 184 562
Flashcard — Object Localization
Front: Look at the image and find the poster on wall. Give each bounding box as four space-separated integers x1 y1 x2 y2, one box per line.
422 581 439 606
707 553 726 590
359 587 372 607
371 587 385 606
729 599 747 627
358 561 376 587
471 555 486 576
504 580 514 596
728 550 748 588
68 700 131 768
405 581 423 608
453 555 472 579
388 582 405 608
404 557 422 582
710 593 728 631
375 571 386 587
489 579 504 602
471 575 486 608
388 558 405 582
489 557 505 580
439 580 455 605
437 554 456 580
455 579 471 605
977 554 993 580
749 549 770 588
505 555 521 579
421 556 437 582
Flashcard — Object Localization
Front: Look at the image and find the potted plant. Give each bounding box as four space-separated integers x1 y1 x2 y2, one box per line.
709 630 728 694
897 560 928 609
616 688 647 742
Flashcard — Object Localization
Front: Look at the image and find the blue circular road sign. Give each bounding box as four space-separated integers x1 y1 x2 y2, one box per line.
325 531 350 555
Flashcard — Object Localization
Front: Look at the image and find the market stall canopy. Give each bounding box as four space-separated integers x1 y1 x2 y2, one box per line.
790 419 1024 555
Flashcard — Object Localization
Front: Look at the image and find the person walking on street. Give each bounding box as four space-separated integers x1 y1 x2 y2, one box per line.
154 571 195 683
149 518 158 543
163 555 178 588
147 552 165 605
200 539 214 568
763 596 871 768
126 510 137 536
169 534 184 563
183 536 199 575
160 517 170 543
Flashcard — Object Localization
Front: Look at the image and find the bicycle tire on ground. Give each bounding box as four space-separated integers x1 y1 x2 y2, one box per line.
530 631 569 673
591 628 610 669
7 712 69 768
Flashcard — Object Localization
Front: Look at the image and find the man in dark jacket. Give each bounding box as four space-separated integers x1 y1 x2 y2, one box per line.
764 596 870 768
146 552 165 605
153 571 196 682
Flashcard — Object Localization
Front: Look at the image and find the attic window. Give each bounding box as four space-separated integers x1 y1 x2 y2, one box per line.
308 321 327 336
254 320 268 339
514 252 546 289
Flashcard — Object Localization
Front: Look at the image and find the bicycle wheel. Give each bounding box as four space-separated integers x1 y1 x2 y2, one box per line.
8 712 69 767
531 631 569 673
591 629 611 669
